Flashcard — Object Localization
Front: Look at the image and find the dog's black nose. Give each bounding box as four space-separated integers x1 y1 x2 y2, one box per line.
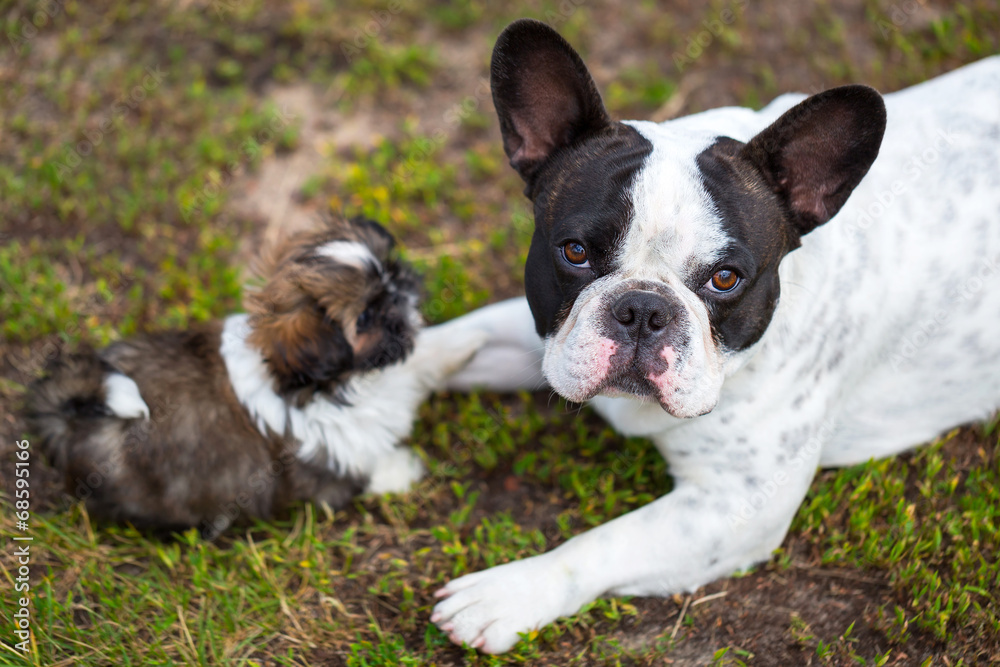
610 291 673 339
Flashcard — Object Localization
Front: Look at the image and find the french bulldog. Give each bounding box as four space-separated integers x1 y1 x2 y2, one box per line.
431 19 1000 654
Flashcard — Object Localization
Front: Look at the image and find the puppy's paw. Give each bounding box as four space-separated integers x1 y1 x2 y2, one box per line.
365 446 424 494
411 324 489 383
431 554 579 654
440 328 489 376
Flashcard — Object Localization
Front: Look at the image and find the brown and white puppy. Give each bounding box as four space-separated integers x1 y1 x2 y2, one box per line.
26 216 485 536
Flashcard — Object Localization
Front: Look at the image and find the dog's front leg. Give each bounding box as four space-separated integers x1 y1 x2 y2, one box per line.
431 426 823 653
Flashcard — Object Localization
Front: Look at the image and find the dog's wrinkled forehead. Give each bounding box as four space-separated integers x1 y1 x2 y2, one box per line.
615 121 731 284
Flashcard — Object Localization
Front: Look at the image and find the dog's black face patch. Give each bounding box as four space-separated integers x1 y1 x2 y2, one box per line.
693 81 887 352
694 137 796 352
525 123 653 337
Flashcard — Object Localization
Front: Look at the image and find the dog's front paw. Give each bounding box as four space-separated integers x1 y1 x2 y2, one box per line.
365 446 424 494
430 554 580 654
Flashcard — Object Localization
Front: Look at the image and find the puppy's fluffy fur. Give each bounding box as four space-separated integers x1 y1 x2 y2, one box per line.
26 216 484 535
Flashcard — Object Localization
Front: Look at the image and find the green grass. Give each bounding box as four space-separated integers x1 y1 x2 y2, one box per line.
3 394 673 665
1 0 999 664
0 240 77 342
794 423 1000 645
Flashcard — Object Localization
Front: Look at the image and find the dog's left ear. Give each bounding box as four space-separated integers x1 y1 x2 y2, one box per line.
741 85 886 236
491 19 612 187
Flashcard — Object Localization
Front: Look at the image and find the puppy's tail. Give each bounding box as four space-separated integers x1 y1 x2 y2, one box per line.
24 349 149 470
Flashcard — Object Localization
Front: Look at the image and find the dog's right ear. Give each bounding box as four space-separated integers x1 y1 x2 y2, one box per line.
741 85 886 237
491 19 611 187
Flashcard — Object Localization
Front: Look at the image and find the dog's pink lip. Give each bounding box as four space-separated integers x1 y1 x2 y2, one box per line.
596 338 618 372
646 346 678 390
647 346 717 418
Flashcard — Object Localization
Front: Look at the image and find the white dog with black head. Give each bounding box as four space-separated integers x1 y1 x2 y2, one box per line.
431 19 1000 654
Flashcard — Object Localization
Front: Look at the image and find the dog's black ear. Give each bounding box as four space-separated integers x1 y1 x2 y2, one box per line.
491 19 611 187
741 85 886 236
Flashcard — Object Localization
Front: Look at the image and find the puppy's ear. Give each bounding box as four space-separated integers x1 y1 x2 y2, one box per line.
351 216 395 257
248 300 354 394
741 85 886 236
491 19 611 186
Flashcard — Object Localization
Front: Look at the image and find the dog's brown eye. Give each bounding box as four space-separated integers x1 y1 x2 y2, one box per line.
708 269 740 293
562 241 590 267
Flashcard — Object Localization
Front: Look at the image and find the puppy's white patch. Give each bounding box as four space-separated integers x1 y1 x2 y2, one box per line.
220 315 290 439
221 313 400 476
221 313 485 480
103 373 150 419
315 240 379 271
365 447 425 494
